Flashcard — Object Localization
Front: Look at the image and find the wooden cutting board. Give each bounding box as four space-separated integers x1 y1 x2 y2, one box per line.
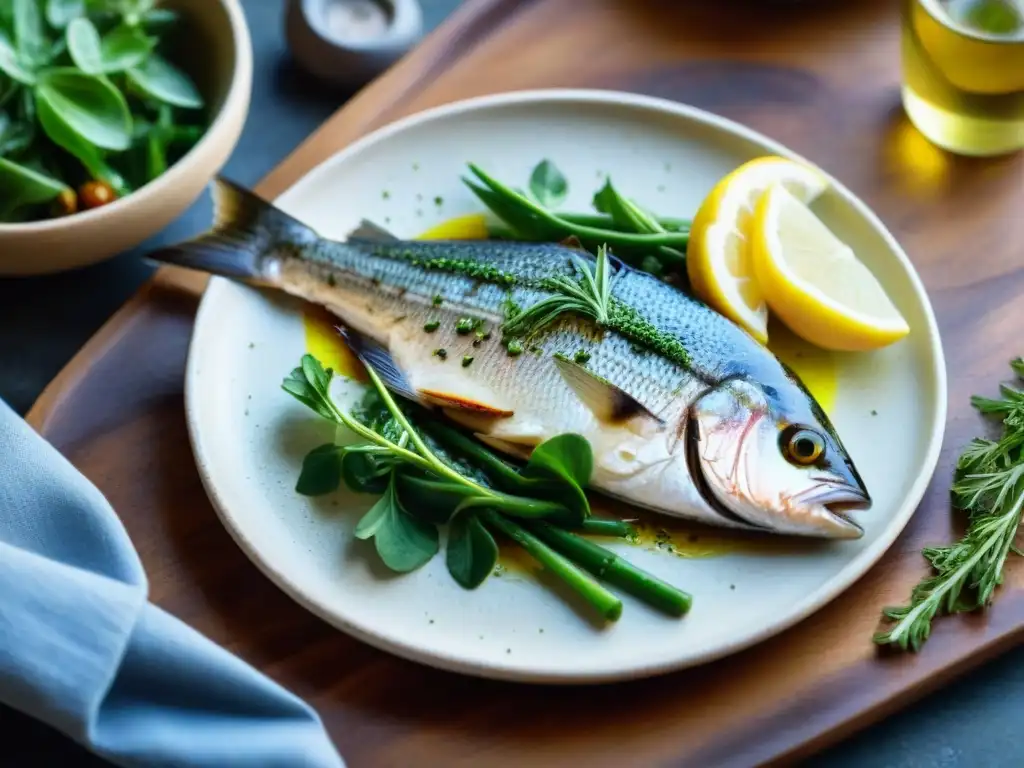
28 0 1024 765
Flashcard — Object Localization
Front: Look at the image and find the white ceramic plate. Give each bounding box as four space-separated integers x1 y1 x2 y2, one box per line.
185 89 946 683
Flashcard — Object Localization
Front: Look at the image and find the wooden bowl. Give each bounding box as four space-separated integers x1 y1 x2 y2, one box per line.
0 0 253 276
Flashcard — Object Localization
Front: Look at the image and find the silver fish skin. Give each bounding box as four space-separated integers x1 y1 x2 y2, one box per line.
149 178 871 539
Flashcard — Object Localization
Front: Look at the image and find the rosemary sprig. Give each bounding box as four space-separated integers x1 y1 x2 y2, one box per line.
501 244 616 338
873 358 1024 651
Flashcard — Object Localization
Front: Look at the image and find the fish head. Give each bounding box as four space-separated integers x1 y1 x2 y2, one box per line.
687 378 870 539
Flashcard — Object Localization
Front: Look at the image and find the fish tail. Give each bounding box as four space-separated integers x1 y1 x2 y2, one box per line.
145 177 317 283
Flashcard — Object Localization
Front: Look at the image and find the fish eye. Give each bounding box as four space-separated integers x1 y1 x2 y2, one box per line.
781 427 824 466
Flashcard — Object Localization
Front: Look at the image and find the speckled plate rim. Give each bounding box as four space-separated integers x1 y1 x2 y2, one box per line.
183 88 948 684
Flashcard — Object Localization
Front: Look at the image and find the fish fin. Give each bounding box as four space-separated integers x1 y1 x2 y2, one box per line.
553 354 664 428
419 389 514 418
335 326 422 403
347 219 400 242
145 177 317 282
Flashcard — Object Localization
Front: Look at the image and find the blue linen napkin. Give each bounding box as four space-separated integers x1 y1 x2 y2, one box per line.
0 398 345 767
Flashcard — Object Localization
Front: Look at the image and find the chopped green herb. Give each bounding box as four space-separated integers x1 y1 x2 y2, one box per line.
432 294 443 305
574 350 591 364
455 317 479 335
462 356 474 368
326 274 337 287
434 196 444 206
506 339 524 356
434 348 448 360
423 320 440 333
382 190 390 199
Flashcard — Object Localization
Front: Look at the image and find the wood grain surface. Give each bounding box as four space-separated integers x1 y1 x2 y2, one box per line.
27 0 1024 765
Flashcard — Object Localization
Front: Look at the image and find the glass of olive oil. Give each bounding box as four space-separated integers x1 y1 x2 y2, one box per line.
901 0 1024 156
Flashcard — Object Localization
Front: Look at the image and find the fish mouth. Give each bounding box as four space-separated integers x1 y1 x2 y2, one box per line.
801 482 871 539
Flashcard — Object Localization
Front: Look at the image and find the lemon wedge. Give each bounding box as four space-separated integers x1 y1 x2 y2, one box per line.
686 156 829 344
750 185 910 351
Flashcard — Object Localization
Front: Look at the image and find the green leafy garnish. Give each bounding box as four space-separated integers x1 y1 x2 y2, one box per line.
463 161 690 270
295 443 344 496
281 354 692 621
593 177 664 234
446 512 499 589
127 53 203 109
874 358 1024 651
0 154 67 217
45 0 85 29
65 17 102 73
354 472 439 573
528 158 567 208
36 68 132 149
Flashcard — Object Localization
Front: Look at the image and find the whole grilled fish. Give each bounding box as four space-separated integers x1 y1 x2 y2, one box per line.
151 178 871 539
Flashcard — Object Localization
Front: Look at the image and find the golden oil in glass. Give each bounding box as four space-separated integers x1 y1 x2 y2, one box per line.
901 0 1024 156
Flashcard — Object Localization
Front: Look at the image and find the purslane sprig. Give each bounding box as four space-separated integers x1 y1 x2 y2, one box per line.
282 353 692 621
874 358 1024 651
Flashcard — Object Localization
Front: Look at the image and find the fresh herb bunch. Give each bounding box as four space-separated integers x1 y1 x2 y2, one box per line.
874 358 1024 652
282 353 692 622
0 0 206 222
462 159 690 273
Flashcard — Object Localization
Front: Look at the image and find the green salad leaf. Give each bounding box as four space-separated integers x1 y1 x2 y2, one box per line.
0 155 67 218
66 16 103 73
446 513 499 589
14 0 48 68
295 443 344 497
340 450 392 495
36 67 132 150
35 89 128 193
45 0 85 29
99 22 152 71
0 31 37 84
0 108 34 155
354 473 440 573
592 178 664 235
0 1 208 222
128 53 202 109
529 158 568 208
